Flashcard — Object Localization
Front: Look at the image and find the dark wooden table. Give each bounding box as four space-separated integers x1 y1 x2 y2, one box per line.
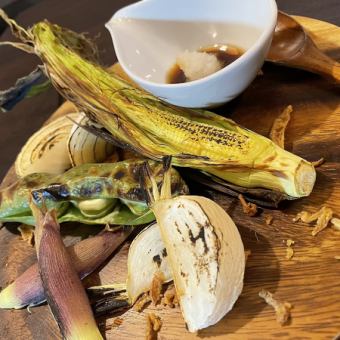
0 0 339 181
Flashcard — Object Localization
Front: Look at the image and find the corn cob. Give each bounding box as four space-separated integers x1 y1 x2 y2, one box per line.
0 13 316 198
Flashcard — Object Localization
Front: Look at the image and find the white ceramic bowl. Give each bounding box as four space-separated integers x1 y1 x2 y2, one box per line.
106 0 277 108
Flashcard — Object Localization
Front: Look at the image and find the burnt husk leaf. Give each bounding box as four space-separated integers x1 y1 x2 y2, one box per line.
88 286 130 317
92 296 130 317
0 67 48 112
179 168 292 208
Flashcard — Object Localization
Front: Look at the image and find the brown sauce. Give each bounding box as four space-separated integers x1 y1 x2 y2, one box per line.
167 64 186 84
167 44 244 84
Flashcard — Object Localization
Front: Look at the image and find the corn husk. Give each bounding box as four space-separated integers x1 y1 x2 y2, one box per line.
0 67 49 112
270 105 293 149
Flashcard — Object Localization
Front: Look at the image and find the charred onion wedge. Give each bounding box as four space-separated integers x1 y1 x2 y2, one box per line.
15 113 78 177
142 158 245 332
127 223 172 304
68 113 118 166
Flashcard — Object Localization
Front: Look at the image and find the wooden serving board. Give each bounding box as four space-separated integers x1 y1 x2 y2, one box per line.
1 16 340 340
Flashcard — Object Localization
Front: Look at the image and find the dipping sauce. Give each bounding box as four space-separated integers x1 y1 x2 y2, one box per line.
167 44 244 84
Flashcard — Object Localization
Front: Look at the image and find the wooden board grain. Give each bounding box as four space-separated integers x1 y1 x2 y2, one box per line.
0 16 340 340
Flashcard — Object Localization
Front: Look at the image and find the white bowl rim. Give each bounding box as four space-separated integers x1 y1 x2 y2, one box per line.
106 0 278 89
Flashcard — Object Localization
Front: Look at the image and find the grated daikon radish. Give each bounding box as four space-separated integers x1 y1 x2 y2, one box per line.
176 50 223 81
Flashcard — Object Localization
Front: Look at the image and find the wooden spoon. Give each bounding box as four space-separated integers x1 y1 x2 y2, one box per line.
267 11 340 83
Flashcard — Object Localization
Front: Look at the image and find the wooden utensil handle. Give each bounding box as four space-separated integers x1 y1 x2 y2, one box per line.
298 39 340 83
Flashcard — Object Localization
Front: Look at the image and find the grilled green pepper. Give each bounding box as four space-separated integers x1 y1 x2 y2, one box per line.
0 160 188 225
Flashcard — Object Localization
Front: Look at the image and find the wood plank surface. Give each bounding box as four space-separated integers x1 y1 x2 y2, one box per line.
0 16 340 340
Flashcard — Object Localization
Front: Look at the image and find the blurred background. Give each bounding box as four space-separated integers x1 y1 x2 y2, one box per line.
1 0 339 33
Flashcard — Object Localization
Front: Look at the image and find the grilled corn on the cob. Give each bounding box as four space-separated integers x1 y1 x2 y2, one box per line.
0 13 316 198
